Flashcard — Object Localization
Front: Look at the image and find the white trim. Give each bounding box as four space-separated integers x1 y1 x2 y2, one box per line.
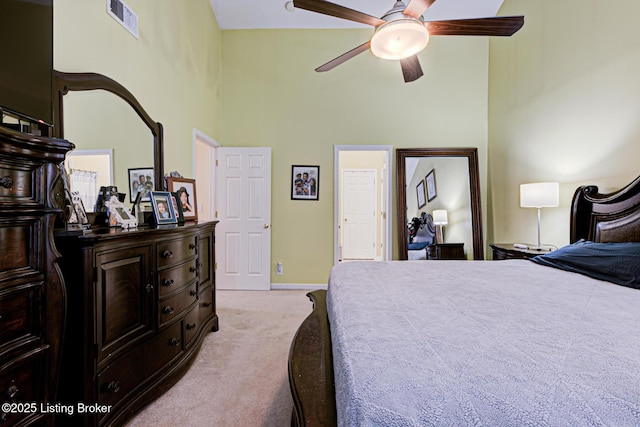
192 128 220 219
192 128 220 172
66 148 114 185
334 145 393 266
270 283 328 290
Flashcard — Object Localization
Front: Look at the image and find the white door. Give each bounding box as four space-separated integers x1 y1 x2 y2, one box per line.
342 169 377 260
216 147 271 290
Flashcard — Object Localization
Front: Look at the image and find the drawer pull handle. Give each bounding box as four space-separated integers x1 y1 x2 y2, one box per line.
162 250 174 258
202 302 213 308
146 284 154 293
190 267 198 273
162 306 174 315
186 323 197 330
189 243 196 250
107 381 121 393
162 279 174 287
190 290 197 297
169 338 181 347
0 176 12 189
6 385 19 399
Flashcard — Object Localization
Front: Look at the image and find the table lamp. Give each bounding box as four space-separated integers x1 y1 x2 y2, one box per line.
520 182 559 250
432 209 448 244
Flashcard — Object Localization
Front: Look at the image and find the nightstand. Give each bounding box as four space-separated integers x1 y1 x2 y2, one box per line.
427 243 465 260
490 243 547 260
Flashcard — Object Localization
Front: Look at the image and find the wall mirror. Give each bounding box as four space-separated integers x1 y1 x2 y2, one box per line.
397 148 483 260
53 71 164 212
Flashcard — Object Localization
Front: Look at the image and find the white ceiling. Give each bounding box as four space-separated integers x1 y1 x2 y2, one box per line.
209 0 506 30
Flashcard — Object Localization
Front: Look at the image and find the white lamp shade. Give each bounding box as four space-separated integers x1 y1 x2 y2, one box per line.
370 19 429 60
432 209 448 225
520 182 559 208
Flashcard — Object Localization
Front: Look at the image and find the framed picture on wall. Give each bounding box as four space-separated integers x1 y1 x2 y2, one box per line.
167 177 198 221
416 180 426 209
128 167 154 202
426 168 437 202
291 165 320 200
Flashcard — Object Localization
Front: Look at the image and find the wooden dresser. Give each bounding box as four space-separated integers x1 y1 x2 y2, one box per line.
0 126 74 426
54 221 218 426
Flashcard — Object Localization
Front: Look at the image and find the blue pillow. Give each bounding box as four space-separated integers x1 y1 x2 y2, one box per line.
531 240 640 289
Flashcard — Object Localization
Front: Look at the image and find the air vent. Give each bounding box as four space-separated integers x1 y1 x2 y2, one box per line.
107 0 139 39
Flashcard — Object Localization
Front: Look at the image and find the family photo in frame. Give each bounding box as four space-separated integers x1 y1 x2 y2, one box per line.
128 167 155 202
291 165 319 200
167 177 198 221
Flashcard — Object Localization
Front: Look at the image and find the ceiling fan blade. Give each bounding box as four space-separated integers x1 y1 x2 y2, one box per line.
425 16 524 36
293 0 385 27
400 55 423 83
402 0 436 19
315 41 371 72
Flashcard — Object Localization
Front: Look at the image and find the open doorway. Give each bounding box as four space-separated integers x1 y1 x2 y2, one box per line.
334 145 392 265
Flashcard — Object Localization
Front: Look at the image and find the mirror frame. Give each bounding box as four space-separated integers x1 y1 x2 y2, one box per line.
52 70 164 189
396 148 484 260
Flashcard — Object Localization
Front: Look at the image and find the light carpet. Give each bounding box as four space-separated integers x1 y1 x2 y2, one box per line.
125 289 313 427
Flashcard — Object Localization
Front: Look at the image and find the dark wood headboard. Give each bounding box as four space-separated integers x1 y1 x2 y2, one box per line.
570 175 640 243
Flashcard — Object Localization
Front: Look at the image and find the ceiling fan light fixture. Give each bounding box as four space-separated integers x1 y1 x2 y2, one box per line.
370 19 429 60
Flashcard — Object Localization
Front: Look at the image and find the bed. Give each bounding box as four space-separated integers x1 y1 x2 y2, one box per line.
288 175 640 427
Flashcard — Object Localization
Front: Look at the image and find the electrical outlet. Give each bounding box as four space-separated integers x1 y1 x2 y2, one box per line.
276 262 283 276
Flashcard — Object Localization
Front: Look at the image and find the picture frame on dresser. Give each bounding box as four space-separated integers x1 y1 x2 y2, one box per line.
128 167 154 202
150 191 178 225
167 177 198 221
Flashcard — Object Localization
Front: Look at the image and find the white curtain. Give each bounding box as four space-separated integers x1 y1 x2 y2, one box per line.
69 169 98 211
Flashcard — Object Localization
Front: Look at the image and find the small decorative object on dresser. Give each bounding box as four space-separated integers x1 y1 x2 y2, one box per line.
427 243 465 260
490 243 547 260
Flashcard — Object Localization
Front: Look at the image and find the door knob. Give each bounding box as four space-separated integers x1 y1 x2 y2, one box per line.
264 224 270 229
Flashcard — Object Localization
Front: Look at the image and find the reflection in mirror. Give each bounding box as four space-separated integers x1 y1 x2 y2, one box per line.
62 91 154 212
65 149 114 212
397 148 483 260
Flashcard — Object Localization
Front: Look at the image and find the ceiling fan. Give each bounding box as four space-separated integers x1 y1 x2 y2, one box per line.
293 0 524 82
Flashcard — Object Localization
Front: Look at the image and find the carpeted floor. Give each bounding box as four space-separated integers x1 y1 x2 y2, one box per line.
125 289 313 427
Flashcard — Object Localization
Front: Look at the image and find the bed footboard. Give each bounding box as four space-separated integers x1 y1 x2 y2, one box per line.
288 290 337 427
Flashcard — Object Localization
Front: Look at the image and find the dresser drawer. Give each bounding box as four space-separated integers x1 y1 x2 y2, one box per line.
97 321 183 409
157 259 198 297
0 348 47 427
183 288 215 346
0 218 42 286
0 163 40 206
157 236 197 268
0 284 42 354
158 282 198 327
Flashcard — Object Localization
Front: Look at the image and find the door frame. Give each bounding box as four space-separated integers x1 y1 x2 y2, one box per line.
334 145 393 265
192 128 219 220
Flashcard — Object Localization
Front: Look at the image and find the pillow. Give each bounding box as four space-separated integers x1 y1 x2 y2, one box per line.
531 240 640 289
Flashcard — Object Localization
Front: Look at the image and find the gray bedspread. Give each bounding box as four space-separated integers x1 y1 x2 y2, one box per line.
327 260 640 426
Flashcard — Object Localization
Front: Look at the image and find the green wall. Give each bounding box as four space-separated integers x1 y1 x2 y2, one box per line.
489 0 640 249
221 29 490 284
54 0 222 178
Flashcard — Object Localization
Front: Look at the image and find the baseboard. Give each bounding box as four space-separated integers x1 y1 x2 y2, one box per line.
270 283 328 290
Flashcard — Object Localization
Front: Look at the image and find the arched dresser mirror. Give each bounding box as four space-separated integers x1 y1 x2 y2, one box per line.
397 148 484 260
52 71 164 211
